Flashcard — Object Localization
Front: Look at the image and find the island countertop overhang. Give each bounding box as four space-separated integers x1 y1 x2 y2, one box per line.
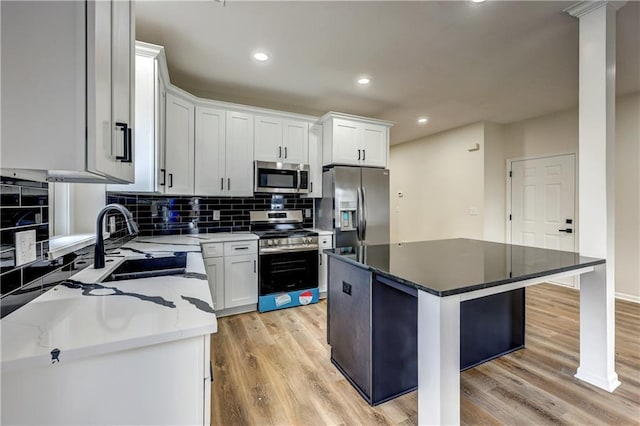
324 238 605 297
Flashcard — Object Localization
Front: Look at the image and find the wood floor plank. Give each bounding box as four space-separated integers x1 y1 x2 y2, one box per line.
210 284 640 425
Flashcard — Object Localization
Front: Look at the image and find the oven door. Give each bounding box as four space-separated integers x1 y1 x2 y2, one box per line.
259 248 319 295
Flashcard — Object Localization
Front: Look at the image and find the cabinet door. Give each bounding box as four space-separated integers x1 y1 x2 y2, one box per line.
195 106 226 196
224 254 258 309
111 0 134 182
165 92 195 195
204 257 225 311
86 0 119 179
225 111 254 196
332 118 361 165
303 123 323 198
362 123 388 168
254 115 283 162
282 120 308 164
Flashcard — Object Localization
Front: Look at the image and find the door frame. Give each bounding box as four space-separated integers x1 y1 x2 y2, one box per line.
505 152 579 253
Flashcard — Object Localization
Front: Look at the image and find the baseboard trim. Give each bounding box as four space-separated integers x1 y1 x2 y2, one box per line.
615 292 640 304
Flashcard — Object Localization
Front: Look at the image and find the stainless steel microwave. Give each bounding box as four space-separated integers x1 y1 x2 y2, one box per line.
254 161 310 194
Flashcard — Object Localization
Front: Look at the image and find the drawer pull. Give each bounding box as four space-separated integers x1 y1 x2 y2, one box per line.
235 246 249 250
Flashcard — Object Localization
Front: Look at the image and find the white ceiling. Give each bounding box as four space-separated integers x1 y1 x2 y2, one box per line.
136 1 640 145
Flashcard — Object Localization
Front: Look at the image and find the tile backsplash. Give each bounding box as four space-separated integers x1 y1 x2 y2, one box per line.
106 192 314 236
0 176 51 298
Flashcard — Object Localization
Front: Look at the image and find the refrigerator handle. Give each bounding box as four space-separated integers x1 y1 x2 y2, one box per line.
356 187 363 241
362 186 367 241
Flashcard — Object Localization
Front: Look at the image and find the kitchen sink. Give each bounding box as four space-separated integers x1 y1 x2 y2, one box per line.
103 255 187 282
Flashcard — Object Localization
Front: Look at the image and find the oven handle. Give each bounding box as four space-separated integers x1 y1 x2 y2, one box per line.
259 245 319 255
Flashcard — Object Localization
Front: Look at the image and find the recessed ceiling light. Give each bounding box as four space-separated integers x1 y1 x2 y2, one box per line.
417 117 428 124
253 52 269 62
357 77 371 85
471 0 486 3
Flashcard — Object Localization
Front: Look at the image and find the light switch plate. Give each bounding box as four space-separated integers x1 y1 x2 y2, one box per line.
213 210 220 221
305 208 311 218
15 230 37 266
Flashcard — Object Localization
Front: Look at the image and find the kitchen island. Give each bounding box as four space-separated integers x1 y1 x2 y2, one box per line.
325 238 619 425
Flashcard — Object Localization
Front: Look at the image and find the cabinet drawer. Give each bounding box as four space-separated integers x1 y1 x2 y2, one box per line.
319 236 333 249
224 241 257 256
201 242 224 258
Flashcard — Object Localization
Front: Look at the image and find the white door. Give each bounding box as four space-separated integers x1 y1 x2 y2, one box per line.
165 92 194 195
510 154 576 286
194 106 226 196
362 123 387 168
282 119 308 164
225 111 254 196
254 115 283 162
224 254 258 309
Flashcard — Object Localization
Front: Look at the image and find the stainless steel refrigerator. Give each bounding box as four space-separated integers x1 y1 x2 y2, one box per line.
316 166 390 247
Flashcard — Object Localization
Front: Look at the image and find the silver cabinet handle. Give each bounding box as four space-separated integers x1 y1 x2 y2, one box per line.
220 177 224 190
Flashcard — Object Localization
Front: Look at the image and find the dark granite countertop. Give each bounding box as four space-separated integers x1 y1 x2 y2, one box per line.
324 238 605 297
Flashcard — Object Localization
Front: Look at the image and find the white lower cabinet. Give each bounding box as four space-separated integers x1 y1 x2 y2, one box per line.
204 257 225 310
202 240 258 315
318 233 334 297
224 254 258 309
1 335 211 425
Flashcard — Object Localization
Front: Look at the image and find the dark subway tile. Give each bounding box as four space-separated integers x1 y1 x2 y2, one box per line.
0 268 22 296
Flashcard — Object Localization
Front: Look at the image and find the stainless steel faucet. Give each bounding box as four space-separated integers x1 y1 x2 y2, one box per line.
94 204 139 269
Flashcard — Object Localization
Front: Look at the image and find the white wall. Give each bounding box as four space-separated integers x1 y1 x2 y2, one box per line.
390 122 485 243
51 183 106 236
392 92 639 300
483 123 506 242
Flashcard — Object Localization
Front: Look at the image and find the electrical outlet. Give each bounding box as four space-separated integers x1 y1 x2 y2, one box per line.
213 210 220 221
305 208 311 218
15 230 36 267
109 216 116 234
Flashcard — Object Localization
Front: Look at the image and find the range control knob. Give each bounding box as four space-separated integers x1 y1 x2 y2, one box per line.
267 240 273 246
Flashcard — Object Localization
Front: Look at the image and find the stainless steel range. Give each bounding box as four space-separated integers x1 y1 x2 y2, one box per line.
250 210 319 312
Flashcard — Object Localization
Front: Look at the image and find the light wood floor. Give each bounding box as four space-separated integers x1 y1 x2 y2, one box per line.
210 284 640 425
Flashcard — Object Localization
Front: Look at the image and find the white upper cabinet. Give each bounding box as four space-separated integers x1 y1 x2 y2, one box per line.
108 42 167 193
165 92 195 195
303 123 323 198
224 111 254 196
1 0 135 183
194 106 226 196
254 116 308 164
194 107 253 197
321 112 393 168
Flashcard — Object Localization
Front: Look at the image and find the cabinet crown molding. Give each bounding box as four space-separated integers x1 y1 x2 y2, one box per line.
320 111 395 128
563 1 626 17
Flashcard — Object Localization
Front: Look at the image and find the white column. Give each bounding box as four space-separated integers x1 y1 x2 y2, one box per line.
417 291 461 425
564 1 624 393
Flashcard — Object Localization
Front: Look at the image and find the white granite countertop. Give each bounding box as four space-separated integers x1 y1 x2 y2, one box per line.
0 235 230 373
